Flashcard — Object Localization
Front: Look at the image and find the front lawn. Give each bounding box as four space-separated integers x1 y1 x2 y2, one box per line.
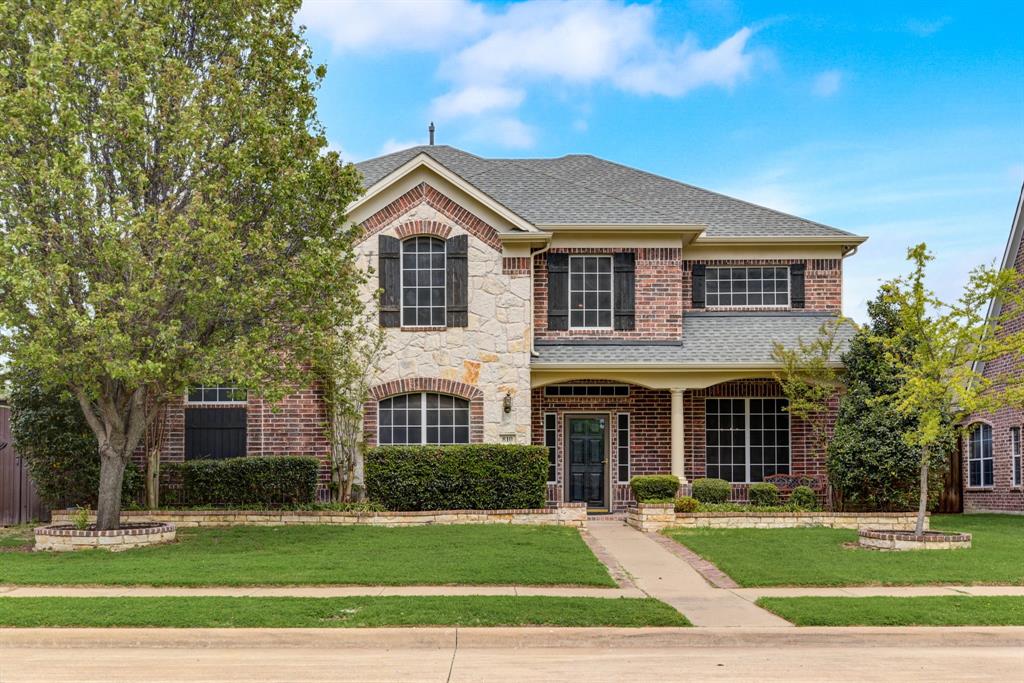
0 525 615 587
664 514 1024 587
757 596 1024 626
0 524 34 549
0 596 688 628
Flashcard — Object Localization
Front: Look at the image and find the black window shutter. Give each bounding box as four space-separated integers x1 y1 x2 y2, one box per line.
790 263 806 309
613 252 636 330
378 235 401 327
185 408 247 460
691 263 706 308
547 253 569 331
446 234 469 327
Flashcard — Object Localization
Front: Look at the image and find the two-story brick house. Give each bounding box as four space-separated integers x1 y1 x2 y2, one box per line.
158 144 867 510
962 185 1023 513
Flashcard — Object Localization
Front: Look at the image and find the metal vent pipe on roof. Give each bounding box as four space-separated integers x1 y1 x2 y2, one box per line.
428 122 435 145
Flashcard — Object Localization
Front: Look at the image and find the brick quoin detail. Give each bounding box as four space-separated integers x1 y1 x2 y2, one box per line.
682 259 842 313
395 220 452 241
502 257 531 277
534 248 683 342
364 377 485 447
358 182 502 251
963 237 1023 512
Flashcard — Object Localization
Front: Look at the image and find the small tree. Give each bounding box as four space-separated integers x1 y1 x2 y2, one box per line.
0 1 365 529
879 244 1024 534
316 308 385 503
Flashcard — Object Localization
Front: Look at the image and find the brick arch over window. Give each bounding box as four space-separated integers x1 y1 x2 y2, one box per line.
395 220 452 241
358 182 502 251
364 378 485 446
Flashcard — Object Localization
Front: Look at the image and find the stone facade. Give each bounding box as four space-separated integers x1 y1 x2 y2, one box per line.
627 503 924 533
354 184 533 445
50 505 587 529
35 523 176 552
857 529 971 551
962 226 1023 513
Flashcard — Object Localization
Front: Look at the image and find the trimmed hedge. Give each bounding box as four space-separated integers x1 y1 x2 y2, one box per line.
691 478 730 503
789 485 819 510
365 445 548 511
630 475 680 502
748 482 780 506
161 456 319 507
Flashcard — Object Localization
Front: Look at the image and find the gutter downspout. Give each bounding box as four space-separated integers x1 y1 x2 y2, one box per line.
530 242 553 357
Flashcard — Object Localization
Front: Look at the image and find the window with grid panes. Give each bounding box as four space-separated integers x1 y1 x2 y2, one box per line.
705 266 789 307
569 256 613 328
401 236 446 326
378 393 470 445
705 398 790 483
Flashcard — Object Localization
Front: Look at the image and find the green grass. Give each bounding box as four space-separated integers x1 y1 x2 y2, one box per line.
0 596 688 628
757 596 1024 626
664 514 1024 587
0 525 615 587
0 524 34 548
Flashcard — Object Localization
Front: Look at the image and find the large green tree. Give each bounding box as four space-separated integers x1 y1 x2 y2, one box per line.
0 1 365 529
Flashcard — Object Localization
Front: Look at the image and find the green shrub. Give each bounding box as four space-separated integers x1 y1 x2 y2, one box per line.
789 486 819 510
161 456 319 507
630 475 680 502
9 369 144 508
691 478 730 503
365 444 547 511
748 482 780 506
695 502 803 512
674 496 699 513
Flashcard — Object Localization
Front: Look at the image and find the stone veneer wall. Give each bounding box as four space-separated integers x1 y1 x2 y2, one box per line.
532 382 672 508
51 504 588 529
627 503 925 533
355 183 532 445
962 236 1023 513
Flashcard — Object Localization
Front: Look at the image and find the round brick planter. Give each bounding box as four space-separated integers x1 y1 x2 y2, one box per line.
858 529 971 551
34 522 176 552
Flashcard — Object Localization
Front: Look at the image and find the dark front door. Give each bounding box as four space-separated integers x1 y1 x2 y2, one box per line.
567 417 606 508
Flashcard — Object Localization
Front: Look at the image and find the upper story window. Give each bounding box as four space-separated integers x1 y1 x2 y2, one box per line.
706 266 789 308
378 392 470 445
968 423 993 488
402 236 446 327
187 386 247 403
569 256 613 328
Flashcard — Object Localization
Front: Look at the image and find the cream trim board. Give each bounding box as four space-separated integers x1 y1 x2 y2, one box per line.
530 366 841 391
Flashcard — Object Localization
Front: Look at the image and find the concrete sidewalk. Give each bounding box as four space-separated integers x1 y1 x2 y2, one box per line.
2 627 1022 682
585 519 791 627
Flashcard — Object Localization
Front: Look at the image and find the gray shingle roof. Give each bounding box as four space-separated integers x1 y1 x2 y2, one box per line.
531 313 855 366
355 145 859 239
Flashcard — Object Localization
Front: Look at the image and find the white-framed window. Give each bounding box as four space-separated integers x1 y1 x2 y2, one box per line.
1011 426 1021 488
705 398 790 483
569 255 613 328
544 413 557 483
186 386 247 403
378 392 470 445
968 423 994 488
706 266 789 308
617 413 630 483
401 236 446 327
544 384 629 397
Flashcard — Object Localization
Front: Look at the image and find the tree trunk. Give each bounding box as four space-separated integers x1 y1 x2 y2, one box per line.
916 454 929 536
146 447 161 509
96 453 128 530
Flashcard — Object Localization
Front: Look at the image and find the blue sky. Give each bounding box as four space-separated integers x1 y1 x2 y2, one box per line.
297 0 1024 321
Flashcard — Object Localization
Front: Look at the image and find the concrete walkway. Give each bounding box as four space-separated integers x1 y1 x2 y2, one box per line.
584 519 792 627
3 626 1022 682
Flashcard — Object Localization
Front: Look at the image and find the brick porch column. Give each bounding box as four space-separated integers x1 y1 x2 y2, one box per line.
670 388 686 483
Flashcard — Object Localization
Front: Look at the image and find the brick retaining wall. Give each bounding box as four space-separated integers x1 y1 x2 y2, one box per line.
626 503 926 533
51 504 588 529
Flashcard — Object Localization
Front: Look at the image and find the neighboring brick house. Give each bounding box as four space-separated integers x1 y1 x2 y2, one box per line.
160 144 868 510
962 186 1024 514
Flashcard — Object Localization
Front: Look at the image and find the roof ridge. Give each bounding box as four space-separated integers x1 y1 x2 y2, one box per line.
579 155 855 236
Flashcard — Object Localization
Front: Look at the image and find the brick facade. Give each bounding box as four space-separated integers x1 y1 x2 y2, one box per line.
532 379 837 511
962 234 1023 512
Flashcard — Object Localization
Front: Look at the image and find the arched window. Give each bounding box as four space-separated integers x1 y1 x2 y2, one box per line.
378 393 470 445
968 423 993 488
402 236 446 327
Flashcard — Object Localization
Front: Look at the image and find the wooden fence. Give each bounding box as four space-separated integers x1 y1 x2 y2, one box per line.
0 405 49 526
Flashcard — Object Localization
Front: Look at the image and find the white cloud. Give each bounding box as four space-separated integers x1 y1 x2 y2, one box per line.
812 69 843 97
464 117 536 149
431 85 525 119
300 0 764 149
378 138 426 155
297 0 487 52
906 17 952 37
